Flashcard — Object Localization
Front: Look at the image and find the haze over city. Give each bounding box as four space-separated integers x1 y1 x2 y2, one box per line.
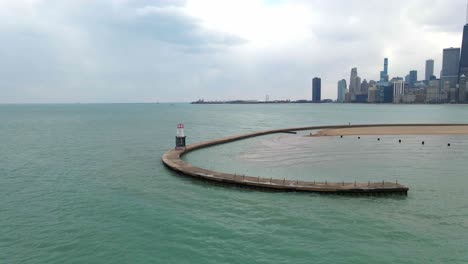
1 0 467 103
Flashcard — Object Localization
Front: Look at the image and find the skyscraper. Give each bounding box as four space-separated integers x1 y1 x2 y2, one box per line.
460 74 467 103
349 68 358 94
459 11 468 83
441 47 461 89
337 79 347 103
426 79 441 103
354 76 362 94
312 77 321 103
408 70 418 87
376 82 394 103
360 79 369 95
380 58 389 82
393 80 404 104
384 58 388 74
425 59 435 81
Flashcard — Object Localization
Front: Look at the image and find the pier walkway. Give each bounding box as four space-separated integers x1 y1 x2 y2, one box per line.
162 124 468 195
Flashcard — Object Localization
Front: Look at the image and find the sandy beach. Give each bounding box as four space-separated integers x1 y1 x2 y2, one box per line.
313 125 468 137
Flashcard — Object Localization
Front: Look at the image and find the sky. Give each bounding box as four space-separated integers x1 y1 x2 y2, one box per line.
0 0 467 103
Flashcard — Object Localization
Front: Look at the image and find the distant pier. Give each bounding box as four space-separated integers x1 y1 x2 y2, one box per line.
162 124 468 195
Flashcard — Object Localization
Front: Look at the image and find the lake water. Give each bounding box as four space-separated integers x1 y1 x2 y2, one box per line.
1 103 467 263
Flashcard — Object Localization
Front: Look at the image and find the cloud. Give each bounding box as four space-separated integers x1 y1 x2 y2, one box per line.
0 0 466 103
0 0 245 103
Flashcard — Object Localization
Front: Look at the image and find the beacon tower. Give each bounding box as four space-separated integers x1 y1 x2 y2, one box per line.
175 123 186 150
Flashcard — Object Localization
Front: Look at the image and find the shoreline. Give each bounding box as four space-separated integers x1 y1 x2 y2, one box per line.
312 125 468 137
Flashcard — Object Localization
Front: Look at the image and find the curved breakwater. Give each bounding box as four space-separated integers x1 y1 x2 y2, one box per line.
160 124 468 195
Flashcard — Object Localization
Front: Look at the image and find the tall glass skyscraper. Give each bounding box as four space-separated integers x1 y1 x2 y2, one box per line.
441 48 460 89
337 79 347 103
459 23 468 82
409 70 418 87
380 58 389 82
349 68 358 95
312 77 321 103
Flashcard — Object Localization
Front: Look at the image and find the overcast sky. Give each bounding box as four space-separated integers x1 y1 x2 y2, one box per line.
0 0 467 103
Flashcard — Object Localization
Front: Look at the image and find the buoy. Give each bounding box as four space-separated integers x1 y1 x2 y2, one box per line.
422 141 425 145
448 143 451 147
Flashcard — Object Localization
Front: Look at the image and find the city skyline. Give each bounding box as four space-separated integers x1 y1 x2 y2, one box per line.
0 0 467 103
330 2 468 105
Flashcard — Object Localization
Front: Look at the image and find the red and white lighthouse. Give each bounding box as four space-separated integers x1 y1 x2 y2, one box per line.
175 123 186 150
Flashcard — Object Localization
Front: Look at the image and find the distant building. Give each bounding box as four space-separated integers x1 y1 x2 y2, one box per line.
441 47 461 91
408 70 418 87
415 90 427 103
354 76 362 94
459 22 468 84
360 79 369 95
440 91 448 103
441 79 450 103
344 92 352 103
393 80 405 104
337 79 347 103
377 82 394 103
403 94 416 104
355 94 368 103
460 74 467 103
413 81 427 88
312 77 321 103
425 59 435 81
390 77 404 83
426 79 441 103
449 87 458 103
380 58 389 82
349 68 359 99
368 86 378 103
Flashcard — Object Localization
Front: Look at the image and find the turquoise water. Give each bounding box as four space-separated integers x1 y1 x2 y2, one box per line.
1 103 468 263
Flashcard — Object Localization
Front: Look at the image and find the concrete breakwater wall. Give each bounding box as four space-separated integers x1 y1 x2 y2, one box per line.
162 124 468 195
